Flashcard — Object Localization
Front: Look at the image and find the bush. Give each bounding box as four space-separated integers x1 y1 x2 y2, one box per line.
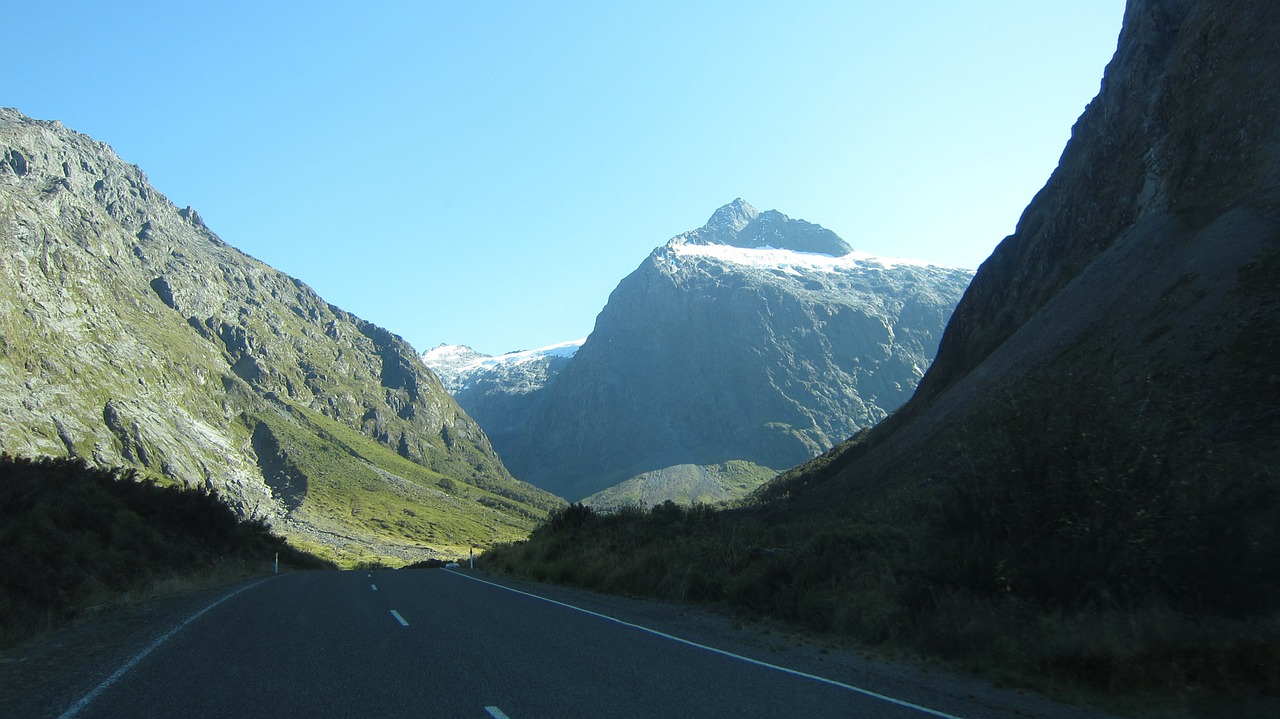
0 454 330 648
927 383 1280 616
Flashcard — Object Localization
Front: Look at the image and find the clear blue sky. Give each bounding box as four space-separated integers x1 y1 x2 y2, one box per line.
5 1 1125 356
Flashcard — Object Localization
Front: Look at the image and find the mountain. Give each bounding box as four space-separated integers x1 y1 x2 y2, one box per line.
760 0 1280 513
422 340 582 456
483 1 1280 703
485 199 973 502
424 341 583 395
0 108 562 565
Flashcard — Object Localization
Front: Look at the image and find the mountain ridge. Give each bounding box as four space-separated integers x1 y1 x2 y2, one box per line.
0 107 562 564
759 0 1280 512
481 201 973 501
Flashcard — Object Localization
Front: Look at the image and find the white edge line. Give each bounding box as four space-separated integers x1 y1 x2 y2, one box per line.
485 706 512 719
389 609 409 627
58 576 274 719
447 570 965 719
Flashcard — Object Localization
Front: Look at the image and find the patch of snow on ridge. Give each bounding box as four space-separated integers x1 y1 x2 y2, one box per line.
670 241 945 271
423 344 481 364
424 340 584 374
488 339 586 367
424 340 584 394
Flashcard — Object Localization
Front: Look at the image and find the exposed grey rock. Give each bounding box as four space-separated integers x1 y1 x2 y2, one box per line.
0 107 560 558
484 203 972 502
761 0 1280 514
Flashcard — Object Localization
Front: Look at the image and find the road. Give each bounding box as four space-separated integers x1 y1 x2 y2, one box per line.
47 569 1000 718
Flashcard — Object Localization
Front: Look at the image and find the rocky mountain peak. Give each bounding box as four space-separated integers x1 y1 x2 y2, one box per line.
676 199 852 257
703 198 759 236
488 201 972 502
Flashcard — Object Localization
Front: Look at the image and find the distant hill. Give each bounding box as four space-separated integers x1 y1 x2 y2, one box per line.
0 108 562 565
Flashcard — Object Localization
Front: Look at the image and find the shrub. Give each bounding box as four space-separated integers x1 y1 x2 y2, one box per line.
0 454 331 648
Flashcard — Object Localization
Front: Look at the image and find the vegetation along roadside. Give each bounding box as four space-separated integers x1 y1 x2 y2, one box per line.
0 454 333 650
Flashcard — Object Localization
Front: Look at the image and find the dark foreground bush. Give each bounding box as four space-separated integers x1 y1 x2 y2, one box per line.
0 454 332 648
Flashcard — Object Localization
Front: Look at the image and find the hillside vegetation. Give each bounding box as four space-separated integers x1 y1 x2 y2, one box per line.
0 107 563 562
0 454 332 649
487 365 1279 711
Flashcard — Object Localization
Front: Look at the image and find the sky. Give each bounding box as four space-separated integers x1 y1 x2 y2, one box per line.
4 1 1126 357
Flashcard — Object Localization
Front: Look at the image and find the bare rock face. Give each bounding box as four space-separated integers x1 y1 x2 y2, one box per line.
915 0 1280 406
765 0 1280 512
491 201 972 502
0 108 560 559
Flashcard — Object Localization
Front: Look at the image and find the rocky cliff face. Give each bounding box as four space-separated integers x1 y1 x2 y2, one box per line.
763 0 1280 513
915 0 1280 407
493 200 972 502
0 108 560 562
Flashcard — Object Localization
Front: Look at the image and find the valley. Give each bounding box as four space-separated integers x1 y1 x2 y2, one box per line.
425 199 973 504
1 0 1277 715
0 108 562 568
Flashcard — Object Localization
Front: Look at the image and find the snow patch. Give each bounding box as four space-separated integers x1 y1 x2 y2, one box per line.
424 339 585 375
670 241 944 271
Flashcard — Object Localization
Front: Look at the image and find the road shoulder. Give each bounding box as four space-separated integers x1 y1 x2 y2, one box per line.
456 569 1122 719
0 575 274 719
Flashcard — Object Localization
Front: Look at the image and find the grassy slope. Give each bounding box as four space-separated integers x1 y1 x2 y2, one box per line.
249 400 546 566
581 460 779 510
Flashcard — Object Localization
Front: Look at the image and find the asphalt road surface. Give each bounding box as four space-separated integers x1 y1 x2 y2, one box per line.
51 569 994 718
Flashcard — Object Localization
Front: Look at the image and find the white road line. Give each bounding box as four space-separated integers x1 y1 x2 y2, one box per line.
447 571 965 719
485 706 512 719
389 609 409 627
57 576 274 719
371 584 378 591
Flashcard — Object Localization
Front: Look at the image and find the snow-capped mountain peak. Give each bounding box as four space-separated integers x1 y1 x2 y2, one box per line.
423 339 584 393
677 200 852 257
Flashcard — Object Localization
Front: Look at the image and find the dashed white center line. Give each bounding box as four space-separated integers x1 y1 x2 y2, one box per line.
484 707 511 719
389 609 409 627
